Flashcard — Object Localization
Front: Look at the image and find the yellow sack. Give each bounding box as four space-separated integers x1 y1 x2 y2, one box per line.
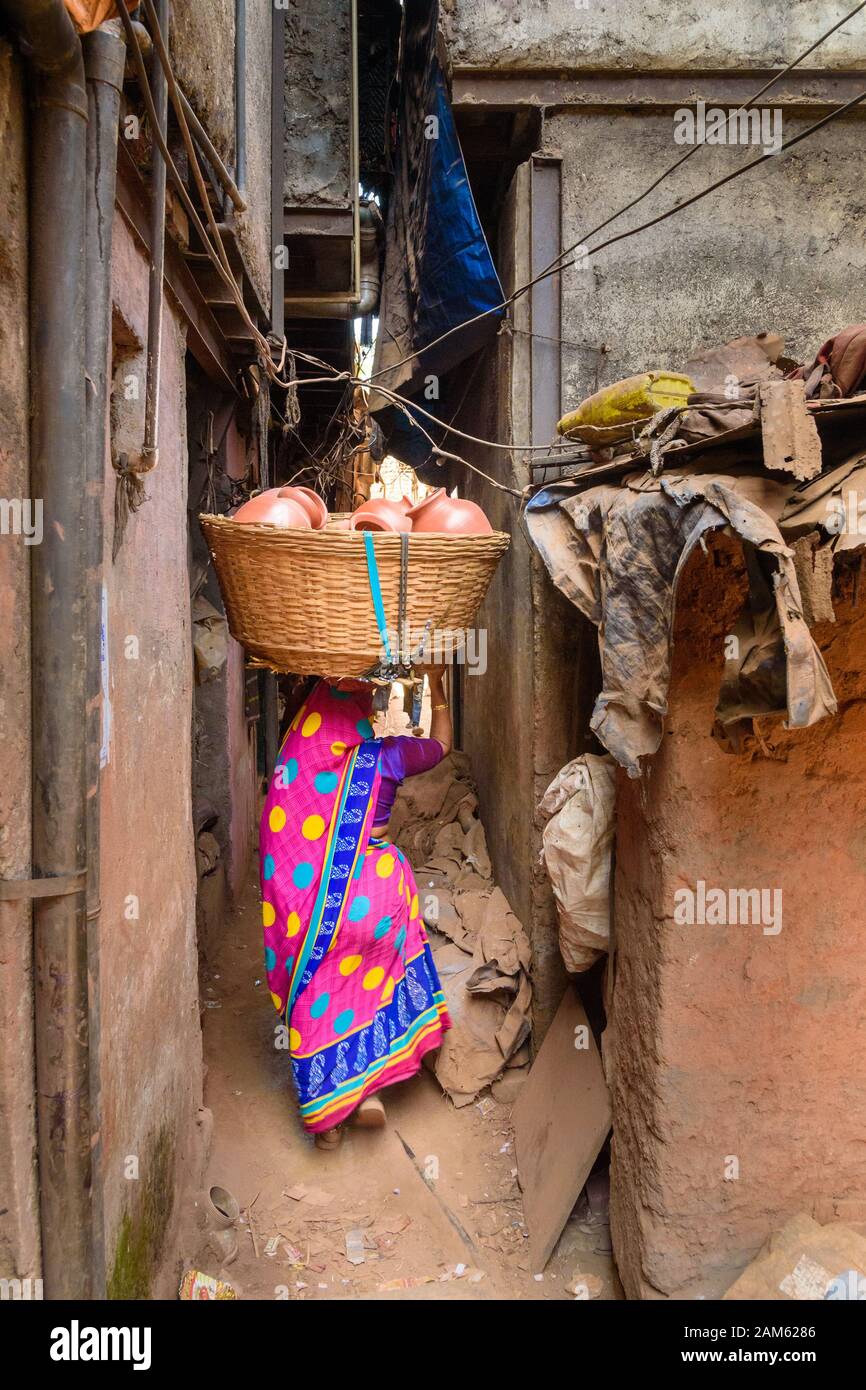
557 371 694 447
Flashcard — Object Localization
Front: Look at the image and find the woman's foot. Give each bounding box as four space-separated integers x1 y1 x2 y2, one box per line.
314 1125 343 1151
352 1096 386 1130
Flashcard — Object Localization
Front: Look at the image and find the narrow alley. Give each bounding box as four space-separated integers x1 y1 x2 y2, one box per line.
3 0 866 1366
195 856 616 1302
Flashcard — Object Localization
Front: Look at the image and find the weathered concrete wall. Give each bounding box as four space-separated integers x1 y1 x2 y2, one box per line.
99 214 202 1298
609 539 866 1298
0 38 40 1286
549 108 866 410
226 638 257 899
456 162 580 1037
171 0 272 312
448 0 863 71
459 165 535 934
284 0 353 207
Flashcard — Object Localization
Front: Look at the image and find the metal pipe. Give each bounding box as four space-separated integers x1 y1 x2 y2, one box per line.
270 0 285 338
234 0 247 196
0 0 91 1299
82 18 127 1302
284 203 382 319
129 18 246 214
180 86 246 213
139 0 169 472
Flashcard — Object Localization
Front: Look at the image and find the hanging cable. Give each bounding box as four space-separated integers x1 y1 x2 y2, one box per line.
367 0 866 385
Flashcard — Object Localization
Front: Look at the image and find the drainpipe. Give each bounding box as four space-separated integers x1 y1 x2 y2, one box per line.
137 0 168 473
83 19 127 1302
234 0 246 199
283 203 382 319
0 0 91 1298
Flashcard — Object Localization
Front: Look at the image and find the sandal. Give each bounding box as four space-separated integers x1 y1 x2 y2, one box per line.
352 1096 386 1130
314 1125 343 1151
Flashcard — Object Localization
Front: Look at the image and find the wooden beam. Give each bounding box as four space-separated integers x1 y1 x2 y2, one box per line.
452 68 866 114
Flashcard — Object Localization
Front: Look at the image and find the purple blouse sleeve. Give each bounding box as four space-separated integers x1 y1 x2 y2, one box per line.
380 735 444 782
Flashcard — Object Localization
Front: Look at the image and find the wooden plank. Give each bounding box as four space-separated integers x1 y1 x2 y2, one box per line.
513 985 611 1273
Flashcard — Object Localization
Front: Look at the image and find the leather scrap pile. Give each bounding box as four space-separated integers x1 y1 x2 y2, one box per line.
527 325 866 777
389 751 532 1106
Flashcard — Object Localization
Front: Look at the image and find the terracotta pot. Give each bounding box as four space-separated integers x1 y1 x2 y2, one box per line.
349 497 412 533
406 487 445 521
232 489 311 528
279 485 328 529
408 488 493 535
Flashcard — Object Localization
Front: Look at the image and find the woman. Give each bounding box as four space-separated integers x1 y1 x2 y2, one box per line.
260 668 453 1150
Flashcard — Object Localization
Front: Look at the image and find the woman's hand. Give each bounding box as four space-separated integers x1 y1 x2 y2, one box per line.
420 664 447 692
421 666 452 755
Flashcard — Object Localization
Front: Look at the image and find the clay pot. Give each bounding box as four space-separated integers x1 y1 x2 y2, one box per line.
207 1185 240 1228
232 488 311 528
408 488 493 536
279 485 328 529
349 497 412 533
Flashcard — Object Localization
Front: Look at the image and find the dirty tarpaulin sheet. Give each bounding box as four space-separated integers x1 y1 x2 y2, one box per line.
524 473 837 777
368 0 503 473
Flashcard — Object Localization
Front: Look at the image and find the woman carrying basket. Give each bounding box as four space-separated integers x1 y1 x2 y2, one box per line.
260 669 453 1150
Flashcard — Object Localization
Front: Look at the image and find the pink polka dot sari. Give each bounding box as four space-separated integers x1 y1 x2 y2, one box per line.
260 680 451 1132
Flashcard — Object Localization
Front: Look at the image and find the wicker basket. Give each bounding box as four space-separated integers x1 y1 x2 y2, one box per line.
199 513 510 677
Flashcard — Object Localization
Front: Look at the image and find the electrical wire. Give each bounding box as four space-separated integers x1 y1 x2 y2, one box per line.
366 0 866 386
118 2 866 498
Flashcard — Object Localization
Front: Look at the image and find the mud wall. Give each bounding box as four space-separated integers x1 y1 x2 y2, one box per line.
0 38 40 1286
99 215 203 1298
609 539 866 1298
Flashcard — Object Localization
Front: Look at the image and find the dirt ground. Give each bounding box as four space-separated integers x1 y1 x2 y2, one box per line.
186 866 621 1302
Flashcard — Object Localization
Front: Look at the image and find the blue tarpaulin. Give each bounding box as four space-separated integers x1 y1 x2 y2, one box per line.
369 1 503 472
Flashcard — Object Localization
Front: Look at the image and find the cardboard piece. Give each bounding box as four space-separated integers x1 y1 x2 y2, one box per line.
513 986 611 1272
723 1213 866 1301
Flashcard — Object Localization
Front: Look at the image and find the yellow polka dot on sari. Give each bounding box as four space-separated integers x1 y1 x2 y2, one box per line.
289 1027 301 1051
410 893 419 920
302 814 325 840
270 991 282 1010
262 901 275 927
339 954 362 976
330 740 346 756
376 853 396 878
269 805 286 833
380 976 395 1003
363 966 384 991
301 712 321 737
287 911 301 937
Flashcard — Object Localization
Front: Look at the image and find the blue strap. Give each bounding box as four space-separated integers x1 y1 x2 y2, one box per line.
363 531 393 664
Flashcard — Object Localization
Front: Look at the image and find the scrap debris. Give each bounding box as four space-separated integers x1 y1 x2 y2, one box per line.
539 754 616 973
527 325 866 776
723 1213 866 1301
390 752 532 1105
